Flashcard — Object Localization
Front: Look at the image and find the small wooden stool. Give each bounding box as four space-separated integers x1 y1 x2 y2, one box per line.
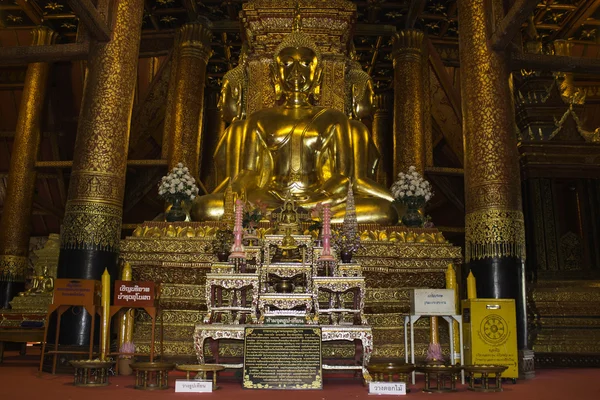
417 364 463 393
463 365 508 392
176 364 225 388
131 361 175 390
70 360 114 387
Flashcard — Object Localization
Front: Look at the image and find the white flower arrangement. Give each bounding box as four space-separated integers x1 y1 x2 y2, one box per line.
158 163 199 204
390 166 433 203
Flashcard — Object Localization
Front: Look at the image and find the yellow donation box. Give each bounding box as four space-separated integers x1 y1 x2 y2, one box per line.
461 299 518 379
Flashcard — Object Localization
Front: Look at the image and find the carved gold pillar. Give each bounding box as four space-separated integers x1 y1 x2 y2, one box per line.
392 29 426 177
458 0 528 351
161 29 182 160
166 19 212 181
57 0 144 345
0 27 57 308
372 92 393 187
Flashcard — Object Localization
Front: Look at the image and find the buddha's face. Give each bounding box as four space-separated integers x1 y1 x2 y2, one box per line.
353 80 375 119
275 47 319 94
217 80 240 123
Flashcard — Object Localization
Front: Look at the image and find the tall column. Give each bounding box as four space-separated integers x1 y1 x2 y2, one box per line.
372 92 393 187
458 0 528 352
392 29 426 177
0 27 57 308
57 0 144 346
166 19 212 181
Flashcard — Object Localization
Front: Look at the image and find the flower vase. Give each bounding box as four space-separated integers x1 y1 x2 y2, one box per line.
340 250 353 263
166 201 186 222
401 197 424 228
216 251 230 262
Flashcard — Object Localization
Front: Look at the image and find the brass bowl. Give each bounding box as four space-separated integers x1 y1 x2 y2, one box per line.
274 279 295 293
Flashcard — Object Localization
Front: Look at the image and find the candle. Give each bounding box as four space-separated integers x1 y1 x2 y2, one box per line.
467 271 477 299
100 268 110 361
119 262 134 348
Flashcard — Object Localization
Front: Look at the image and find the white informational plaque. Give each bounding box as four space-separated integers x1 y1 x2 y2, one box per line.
175 379 213 393
410 289 456 315
369 382 407 395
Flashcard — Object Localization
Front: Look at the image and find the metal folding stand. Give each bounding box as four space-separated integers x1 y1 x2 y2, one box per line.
404 314 464 384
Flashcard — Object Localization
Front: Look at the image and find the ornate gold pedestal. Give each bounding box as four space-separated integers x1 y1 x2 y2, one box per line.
121 222 461 361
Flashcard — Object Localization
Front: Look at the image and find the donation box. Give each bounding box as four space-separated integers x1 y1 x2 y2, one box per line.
461 299 518 379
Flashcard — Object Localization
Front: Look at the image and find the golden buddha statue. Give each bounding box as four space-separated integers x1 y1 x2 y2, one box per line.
20 265 54 296
346 59 389 199
211 45 249 194
191 12 396 224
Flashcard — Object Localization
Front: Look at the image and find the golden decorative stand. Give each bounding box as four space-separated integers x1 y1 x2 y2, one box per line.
367 362 415 383
131 361 175 390
418 364 462 393
176 364 225 388
463 365 508 392
70 360 114 387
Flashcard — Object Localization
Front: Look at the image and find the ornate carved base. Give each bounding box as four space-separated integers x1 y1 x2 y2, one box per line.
122 222 462 360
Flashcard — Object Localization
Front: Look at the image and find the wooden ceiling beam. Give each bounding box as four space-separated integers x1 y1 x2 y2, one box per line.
16 0 42 25
557 0 600 40
66 0 111 42
406 0 428 29
511 52 600 74
489 0 539 51
144 0 161 31
0 42 89 66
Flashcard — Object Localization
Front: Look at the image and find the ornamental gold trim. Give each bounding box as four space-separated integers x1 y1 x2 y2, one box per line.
0 255 28 282
61 202 122 251
465 209 526 262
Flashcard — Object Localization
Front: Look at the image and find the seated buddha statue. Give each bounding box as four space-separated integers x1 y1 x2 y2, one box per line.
211 45 249 194
20 265 54 296
346 58 391 201
191 12 396 224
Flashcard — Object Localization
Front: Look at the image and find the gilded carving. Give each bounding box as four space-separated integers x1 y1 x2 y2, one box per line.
0 26 57 282
464 209 526 262
61 202 123 251
0 255 28 282
167 19 213 179
63 0 144 251
458 0 525 262
392 29 425 176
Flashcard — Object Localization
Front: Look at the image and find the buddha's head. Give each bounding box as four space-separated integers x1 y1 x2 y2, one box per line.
272 9 322 100
347 60 375 119
218 45 248 122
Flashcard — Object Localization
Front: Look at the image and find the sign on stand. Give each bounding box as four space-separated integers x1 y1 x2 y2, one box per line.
243 327 322 389
113 280 155 307
175 380 213 393
410 289 455 315
369 382 407 395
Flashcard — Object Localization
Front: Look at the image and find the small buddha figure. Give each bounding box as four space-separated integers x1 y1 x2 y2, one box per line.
191 10 396 224
20 265 54 296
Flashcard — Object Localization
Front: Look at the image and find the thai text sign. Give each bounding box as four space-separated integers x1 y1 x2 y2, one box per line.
175 380 213 393
243 327 322 389
53 279 100 306
369 382 407 395
410 289 456 315
113 281 155 307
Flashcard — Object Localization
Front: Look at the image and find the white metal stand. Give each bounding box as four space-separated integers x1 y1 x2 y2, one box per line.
404 314 464 384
